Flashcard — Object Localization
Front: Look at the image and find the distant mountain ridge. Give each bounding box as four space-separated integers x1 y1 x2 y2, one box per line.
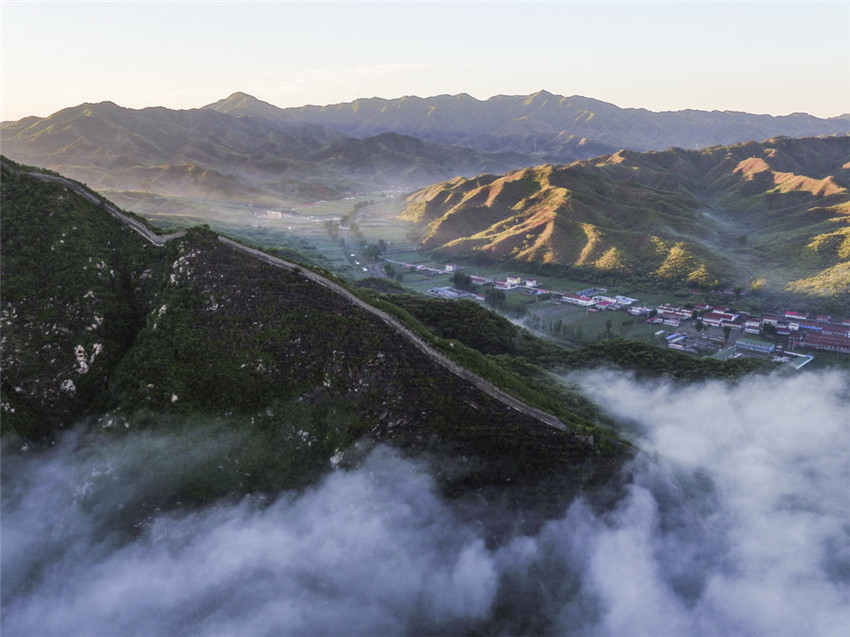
0 99 522 212
266 90 850 161
4 91 847 218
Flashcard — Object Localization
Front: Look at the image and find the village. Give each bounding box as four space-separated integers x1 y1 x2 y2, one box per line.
410 263 850 366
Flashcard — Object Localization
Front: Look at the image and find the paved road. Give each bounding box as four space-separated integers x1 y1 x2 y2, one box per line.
28 172 186 246
218 237 576 435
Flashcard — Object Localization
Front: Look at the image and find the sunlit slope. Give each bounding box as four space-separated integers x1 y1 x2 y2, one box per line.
404 165 733 287
403 136 850 291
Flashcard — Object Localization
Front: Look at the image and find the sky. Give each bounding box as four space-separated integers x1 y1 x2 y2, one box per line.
1 0 849 120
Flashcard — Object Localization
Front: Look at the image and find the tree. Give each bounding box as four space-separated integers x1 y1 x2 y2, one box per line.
324 220 339 241
484 288 506 308
451 271 474 292
723 325 732 342
750 277 766 294
364 243 381 262
383 263 396 278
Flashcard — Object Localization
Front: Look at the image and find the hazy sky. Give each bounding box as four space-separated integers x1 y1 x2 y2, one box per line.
1 1 849 121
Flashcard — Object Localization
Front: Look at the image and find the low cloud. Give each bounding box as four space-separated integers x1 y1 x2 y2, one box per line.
566 369 850 636
3 370 849 636
2 439 500 636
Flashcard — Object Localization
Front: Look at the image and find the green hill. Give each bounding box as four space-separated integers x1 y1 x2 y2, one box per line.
402 136 850 293
1 157 630 503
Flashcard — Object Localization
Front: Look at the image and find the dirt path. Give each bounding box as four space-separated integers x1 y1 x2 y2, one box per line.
28 172 186 246
218 237 575 434
25 167 575 435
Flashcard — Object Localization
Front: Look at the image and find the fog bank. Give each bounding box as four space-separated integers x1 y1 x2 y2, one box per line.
3 370 849 636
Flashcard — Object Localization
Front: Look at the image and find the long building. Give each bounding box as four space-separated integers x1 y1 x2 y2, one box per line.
561 293 595 307
735 337 776 354
792 332 850 354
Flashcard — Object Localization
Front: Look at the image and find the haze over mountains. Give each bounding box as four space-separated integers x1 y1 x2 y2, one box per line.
0 98 518 208
3 90 848 215
270 89 850 159
210 90 850 156
4 87 850 634
403 135 850 295
2 91 848 297
3 158 848 635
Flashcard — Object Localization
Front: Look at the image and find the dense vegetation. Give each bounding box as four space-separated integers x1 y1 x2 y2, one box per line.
2 160 631 511
381 294 774 382
0 157 158 438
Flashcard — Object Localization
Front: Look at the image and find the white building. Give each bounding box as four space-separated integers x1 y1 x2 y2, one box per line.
561 293 595 307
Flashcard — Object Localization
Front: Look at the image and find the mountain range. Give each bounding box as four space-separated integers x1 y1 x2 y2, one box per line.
0 98 520 213
218 90 850 160
402 136 850 296
3 91 848 218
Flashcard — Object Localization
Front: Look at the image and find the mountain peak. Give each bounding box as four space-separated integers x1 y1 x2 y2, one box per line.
520 90 560 108
221 91 263 105
203 92 286 120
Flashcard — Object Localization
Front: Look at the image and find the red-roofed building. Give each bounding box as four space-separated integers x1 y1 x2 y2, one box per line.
793 333 850 354
657 304 692 320
823 325 850 338
561 293 595 307
702 311 738 327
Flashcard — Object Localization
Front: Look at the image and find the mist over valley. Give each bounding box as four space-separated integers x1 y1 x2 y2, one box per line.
2 86 850 635
3 370 848 636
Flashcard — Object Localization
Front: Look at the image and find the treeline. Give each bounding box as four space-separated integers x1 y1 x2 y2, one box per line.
382 294 774 382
